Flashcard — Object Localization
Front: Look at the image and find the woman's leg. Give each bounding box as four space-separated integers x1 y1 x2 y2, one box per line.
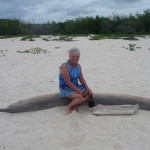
65 93 88 115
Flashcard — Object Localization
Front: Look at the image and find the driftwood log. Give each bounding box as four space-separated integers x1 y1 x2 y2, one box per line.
89 104 139 115
0 93 150 113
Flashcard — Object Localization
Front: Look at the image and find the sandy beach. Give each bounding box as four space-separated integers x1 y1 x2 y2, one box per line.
0 36 150 150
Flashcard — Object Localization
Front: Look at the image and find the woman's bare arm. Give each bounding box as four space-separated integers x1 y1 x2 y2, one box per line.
79 64 92 94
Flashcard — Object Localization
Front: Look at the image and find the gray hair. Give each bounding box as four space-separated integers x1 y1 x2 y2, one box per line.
69 47 80 57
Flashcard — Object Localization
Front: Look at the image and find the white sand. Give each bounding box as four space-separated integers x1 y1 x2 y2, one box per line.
0 36 150 150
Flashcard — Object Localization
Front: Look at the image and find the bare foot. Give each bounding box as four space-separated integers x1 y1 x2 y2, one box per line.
71 106 78 112
65 106 72 115
74 106 78 112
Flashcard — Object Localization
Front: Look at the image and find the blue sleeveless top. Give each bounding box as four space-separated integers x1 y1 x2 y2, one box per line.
59 61 85 97
59 61 80 89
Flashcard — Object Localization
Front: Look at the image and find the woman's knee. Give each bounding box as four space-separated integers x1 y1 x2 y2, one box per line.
67 93 88 102
67 93 82 99
80 97 88 102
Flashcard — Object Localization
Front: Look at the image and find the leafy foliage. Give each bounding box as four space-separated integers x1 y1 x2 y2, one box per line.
0 49 8 57
0 19 26 35
0 9 150 36
17 47 48 54
129 44 136 51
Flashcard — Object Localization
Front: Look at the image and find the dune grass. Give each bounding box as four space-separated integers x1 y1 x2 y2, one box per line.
0 33 149 42
0 35 22 39
136 47 142 49
55 47 60 49
59 36 74 41
0 35 41 39
0 49 8 57
17 47 48 54
20 35 40 41
0 33 149 40
58 34 89 37
89 33 140 40
52 35 75 41
129 44 136 51
122 44 143 51
89 33 150 40
42 38 49 41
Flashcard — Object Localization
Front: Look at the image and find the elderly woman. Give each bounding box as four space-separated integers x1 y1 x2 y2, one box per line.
59 47 92 114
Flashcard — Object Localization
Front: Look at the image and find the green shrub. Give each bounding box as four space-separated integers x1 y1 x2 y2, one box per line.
20 35 40 41
129 44 136 51
17 47 48 54
42 38 49 41
58 36 74 41
29 38 34 41
0 49 8 57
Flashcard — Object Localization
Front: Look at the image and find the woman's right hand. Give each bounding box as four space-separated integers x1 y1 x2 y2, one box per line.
82 91 88 97
79 91 90 98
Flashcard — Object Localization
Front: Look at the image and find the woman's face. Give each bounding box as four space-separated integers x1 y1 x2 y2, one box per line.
69 52 80 64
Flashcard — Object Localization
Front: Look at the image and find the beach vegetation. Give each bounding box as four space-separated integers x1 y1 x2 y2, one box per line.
42 38 49 41
0 35 22 39
123 35 138 40
61 34 89 37
29 38 35 41
136 47 142 49
52 35 74 41
0 19 26 35
58 36 74 41
17 47 48 54
0 9 150 37
129 44 136 51
20 37 26 41
89 33 138 40
20 35 40 41
0 49 8 57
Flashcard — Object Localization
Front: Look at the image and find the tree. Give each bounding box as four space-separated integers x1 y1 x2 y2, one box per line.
0 19 26 35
